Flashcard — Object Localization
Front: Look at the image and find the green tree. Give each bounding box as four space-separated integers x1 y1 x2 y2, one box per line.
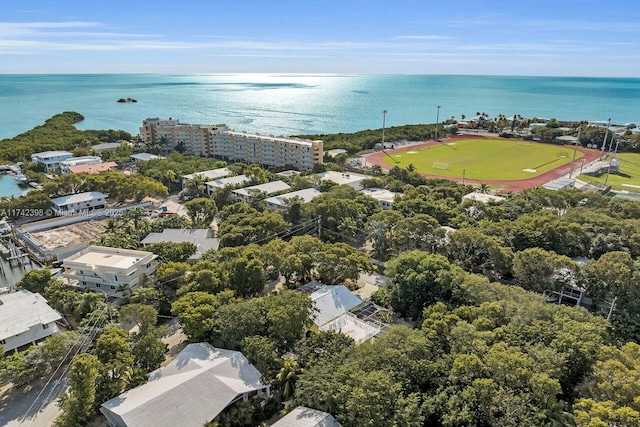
16 268 53 294
184 197 218 228
171 292 221 341
54 354 101 427
276 359 301 401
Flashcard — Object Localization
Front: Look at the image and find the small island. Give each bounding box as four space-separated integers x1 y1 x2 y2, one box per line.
117 97 137 103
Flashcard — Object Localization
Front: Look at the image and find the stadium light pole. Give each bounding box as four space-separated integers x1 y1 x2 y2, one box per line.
382 110 387 147
569 126 581 179
600 118 611 160
435 105 441 141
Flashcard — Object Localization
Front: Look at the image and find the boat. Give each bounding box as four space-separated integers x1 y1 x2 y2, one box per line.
14 173 28 185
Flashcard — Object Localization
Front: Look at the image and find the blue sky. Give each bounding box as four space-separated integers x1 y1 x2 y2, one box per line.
1 0 639 76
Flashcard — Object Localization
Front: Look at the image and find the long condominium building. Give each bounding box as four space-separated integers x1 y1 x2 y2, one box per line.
210 129 323 171
139 118 227 157
139 118 323 170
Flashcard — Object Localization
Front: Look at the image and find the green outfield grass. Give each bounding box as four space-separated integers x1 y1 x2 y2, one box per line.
578 152 640 191
381 139 583 180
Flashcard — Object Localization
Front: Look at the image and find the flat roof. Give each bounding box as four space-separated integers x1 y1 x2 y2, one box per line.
272 406 342 427
51 191 107 206
264 188 322 207
64 245 155 269
181 168 233 181
0 290 62 341
206 174 250 188
233 180 291 197
32 150 72 158
317 171 367 186
92 142 122 151
462 192 506 203
219 130 316 146
543 177 576 191
359 188 401 203
131 153 164 161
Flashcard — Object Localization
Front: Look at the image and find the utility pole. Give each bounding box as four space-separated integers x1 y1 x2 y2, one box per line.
435 105 441 141
462 169 466 185
607 296 617 321
317 215 322 240
569 126 581 179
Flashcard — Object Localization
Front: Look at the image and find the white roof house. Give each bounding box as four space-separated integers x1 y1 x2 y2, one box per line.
130 153 164 162
359 188 402 210
308 285 382 343
181 168 233 186
31 151 73 173
100 343 270 427
51 191 108 214
272 406 342 427
140 229 220 259
0 290 62 352
310 285 363 327
59 156 103 174
462 192 506 203
233 180 291 199
206 175 251 195
317 171 368 190
543 177 576 191
92 142 123 152
62 246 158 296
264 188 322 209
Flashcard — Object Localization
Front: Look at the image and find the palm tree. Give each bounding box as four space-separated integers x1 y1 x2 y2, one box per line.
477 183 490 194
276 359 300 402
163 169 177 192
183 174 207 199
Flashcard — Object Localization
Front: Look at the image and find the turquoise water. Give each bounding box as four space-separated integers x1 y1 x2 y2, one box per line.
0 175 29 198
1 74 639 140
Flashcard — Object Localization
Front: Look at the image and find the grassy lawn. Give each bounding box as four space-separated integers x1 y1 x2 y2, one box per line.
381 139 583 180
578 152 640 191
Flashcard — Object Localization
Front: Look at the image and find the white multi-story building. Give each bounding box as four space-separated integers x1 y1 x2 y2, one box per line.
31 151 73 173
60 156 103 174
62 246 158 296
139 118 227 157
0 290 62 353
51 191 108 215
210 129 323 171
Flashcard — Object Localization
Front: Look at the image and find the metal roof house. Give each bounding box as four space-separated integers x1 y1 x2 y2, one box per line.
272 406 342 427
206 175 251 195
543 177 576 191
140 229 220 259
181 168 233 187
51 191 108 215
31 150 73 173
233 180 291 200
0 290 62 353
264 188 322 209
100 343 270 427
130 153 164 162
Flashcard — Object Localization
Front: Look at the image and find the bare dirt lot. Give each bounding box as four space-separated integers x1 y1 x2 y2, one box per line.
31 220 108 250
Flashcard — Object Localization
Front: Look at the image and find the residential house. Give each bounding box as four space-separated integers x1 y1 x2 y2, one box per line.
100 343 270 427
264 188 322 210
67 162 118 174
206 175 251 195
59 156 103 174
271 406 342 427
31 151 73 173
130 153 164 162
181 168 233 187
359 188 402 210
317 171 368 190
233 180 291 201
140 229 219 260
0 290 62 353
61 245 158 296
51 191 108 215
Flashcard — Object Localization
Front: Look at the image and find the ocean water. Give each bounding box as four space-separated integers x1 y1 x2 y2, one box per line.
1 74 639 140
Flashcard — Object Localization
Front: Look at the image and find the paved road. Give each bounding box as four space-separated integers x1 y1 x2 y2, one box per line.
0 374 66 427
